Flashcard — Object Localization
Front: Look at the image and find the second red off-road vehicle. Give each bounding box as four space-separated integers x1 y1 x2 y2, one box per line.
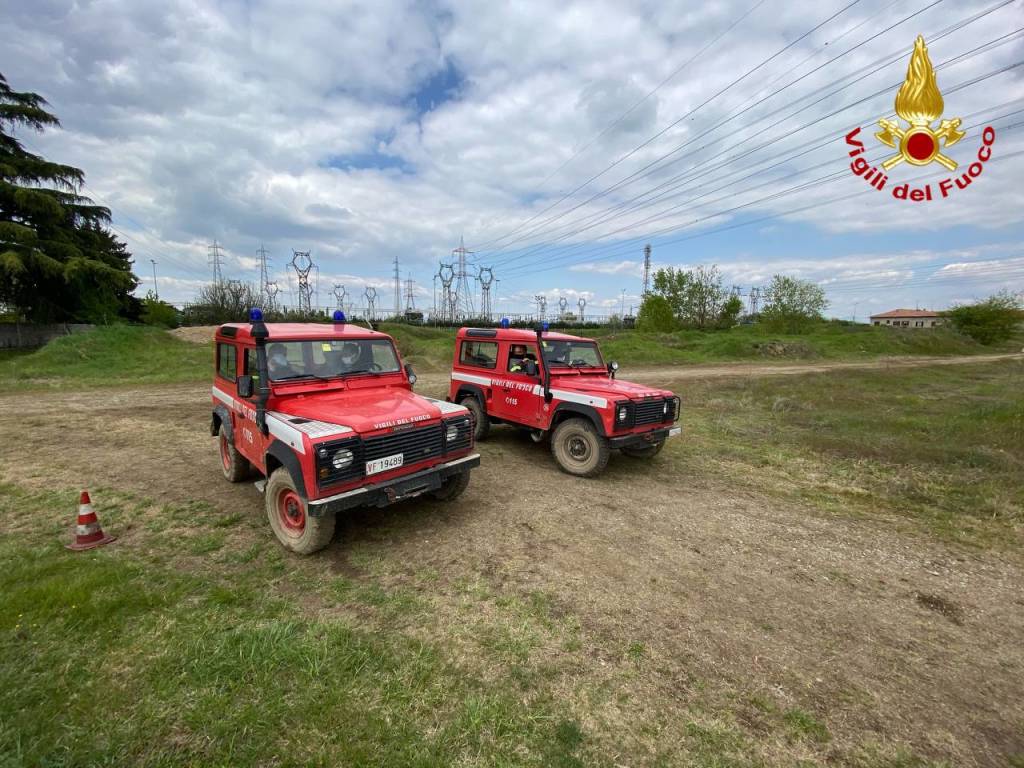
211 310 479 554
448 324 680 476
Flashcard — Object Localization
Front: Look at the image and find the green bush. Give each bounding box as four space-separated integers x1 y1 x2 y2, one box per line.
139 291 179 328
636 295 676 332
947 291 1023 345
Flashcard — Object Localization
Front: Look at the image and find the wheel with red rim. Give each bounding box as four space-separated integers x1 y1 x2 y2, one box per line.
264 468 335 554
218 424 250 482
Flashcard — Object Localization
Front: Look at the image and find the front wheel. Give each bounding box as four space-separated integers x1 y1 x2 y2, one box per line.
621 441 665 458
460 396 490 441
265 468 335 554
550 418 610 477
431 470 470 501
218 425 251 482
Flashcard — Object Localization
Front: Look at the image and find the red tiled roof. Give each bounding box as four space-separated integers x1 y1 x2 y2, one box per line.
869 309 942 319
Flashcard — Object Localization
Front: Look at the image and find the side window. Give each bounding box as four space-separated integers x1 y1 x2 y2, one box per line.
217 343 237 380
244 348 261 387
506 344 539 373
460 341 498 369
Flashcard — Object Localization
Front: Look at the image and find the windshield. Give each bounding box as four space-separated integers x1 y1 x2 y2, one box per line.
266 338 401 381
540 339 604 369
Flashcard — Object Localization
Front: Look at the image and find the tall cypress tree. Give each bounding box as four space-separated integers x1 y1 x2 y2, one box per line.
0 72 137 322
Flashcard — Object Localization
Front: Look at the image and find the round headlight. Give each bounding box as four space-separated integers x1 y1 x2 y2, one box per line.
618 407 628 421
663 402 669 414
332 448 354 469
446 424 459 442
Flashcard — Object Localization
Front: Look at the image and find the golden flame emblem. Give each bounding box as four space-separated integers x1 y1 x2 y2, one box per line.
875 36 964 171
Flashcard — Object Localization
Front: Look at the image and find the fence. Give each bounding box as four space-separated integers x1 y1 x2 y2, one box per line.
0 323 95 349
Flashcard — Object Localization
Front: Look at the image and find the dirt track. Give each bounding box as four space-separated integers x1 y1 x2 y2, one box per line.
1 358 1022 765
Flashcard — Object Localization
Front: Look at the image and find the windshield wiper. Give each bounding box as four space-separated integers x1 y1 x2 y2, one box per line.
274 373 331 382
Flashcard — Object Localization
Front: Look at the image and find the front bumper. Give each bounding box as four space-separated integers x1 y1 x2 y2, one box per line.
608 425 681 449
307 453 481 516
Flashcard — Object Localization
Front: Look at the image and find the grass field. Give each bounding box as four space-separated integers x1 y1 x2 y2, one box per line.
2 320 1018 390
1 329 1022 765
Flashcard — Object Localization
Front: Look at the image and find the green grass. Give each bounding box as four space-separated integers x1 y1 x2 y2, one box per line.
0 325 211 390
3 321 1016 391
673 359 1024 546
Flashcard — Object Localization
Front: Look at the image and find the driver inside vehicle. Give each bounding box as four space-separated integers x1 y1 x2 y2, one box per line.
268 343 299 379
508 344 537 374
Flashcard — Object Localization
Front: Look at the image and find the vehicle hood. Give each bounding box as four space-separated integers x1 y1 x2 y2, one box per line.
272 387 461 434
548 373 673 400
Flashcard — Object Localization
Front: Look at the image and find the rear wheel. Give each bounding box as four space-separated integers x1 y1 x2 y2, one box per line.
550 417 610 477
265 468 335 554
431 469 470 501
218 425 250 482
621 441 665 458
460 395 490 441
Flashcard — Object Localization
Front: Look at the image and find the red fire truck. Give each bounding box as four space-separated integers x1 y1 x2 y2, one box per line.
212 310 479 554
447 324 680 476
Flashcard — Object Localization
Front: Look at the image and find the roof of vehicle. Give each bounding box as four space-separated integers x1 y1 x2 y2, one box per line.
456 327 594 343
216 322 391 342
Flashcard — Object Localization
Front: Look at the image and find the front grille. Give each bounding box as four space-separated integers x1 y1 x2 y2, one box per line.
316 436 363 487
634 398 667 426
443 415 472 454
364 422 444 465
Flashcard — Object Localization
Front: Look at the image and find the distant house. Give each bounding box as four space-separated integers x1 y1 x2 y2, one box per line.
870 309 945 328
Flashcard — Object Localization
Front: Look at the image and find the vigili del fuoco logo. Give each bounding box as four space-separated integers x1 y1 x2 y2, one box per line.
844 35 995 201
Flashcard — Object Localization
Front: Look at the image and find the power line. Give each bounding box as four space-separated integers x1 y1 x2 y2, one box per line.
473 0 867 253
486 2 1017 266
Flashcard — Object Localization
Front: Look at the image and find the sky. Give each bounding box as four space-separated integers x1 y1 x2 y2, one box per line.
2 0 1023 320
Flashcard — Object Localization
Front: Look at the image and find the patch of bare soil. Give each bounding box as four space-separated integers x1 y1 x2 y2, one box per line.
169 326 218 344
1 369 1022 766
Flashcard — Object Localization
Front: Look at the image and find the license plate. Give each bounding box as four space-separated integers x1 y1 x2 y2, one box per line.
668 427 682 438
366 452 404 476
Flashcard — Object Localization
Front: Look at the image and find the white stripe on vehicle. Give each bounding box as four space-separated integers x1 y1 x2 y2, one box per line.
549 389 608 408
451 371 492 387
421 397 471 415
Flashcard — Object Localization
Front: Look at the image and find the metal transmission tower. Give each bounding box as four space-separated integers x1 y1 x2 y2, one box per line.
534 295 547 322
404 277 417 311
265 281 280 310
208 240 224 284
438 263 455 323
392 256 401 318
478 267 495 322
748 287 761 316
364 287 378 320
642 243 652 298
577 297 586 323
290 251 314 313
558 296 568 318
333 284 348 313
452 237 475 319
257 243 272 304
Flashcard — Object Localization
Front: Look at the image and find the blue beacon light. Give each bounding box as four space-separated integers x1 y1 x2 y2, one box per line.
500 317 510 329
249 308 263 323
333 310 346 323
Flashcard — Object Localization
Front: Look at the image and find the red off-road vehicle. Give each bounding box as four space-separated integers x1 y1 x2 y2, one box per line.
212 310 479 554
448 324 680 476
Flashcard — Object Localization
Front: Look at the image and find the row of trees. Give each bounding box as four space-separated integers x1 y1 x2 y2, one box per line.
0 73 139 323
637 265 827 333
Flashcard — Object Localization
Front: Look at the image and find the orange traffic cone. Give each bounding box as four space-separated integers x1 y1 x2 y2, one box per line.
66 491 116 551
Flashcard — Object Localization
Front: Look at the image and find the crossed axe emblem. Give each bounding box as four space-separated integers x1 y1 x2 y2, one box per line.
875 117 965 171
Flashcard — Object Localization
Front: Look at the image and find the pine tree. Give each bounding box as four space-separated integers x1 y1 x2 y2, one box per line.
0 72 137 322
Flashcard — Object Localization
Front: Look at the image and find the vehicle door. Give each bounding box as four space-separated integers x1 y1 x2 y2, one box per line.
236 346 271 470
491 341 544 426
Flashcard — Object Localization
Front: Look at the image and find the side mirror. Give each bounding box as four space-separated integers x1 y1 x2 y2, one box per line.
404 363 417 387
608 360 619 378
236 374 254 398
524 359 539 377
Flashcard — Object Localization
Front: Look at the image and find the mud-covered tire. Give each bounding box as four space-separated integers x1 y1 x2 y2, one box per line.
460 395 490 441
265 468 335 554
431 469 470 501
218 425 251 482
550 417 610 477
621 441 665 458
